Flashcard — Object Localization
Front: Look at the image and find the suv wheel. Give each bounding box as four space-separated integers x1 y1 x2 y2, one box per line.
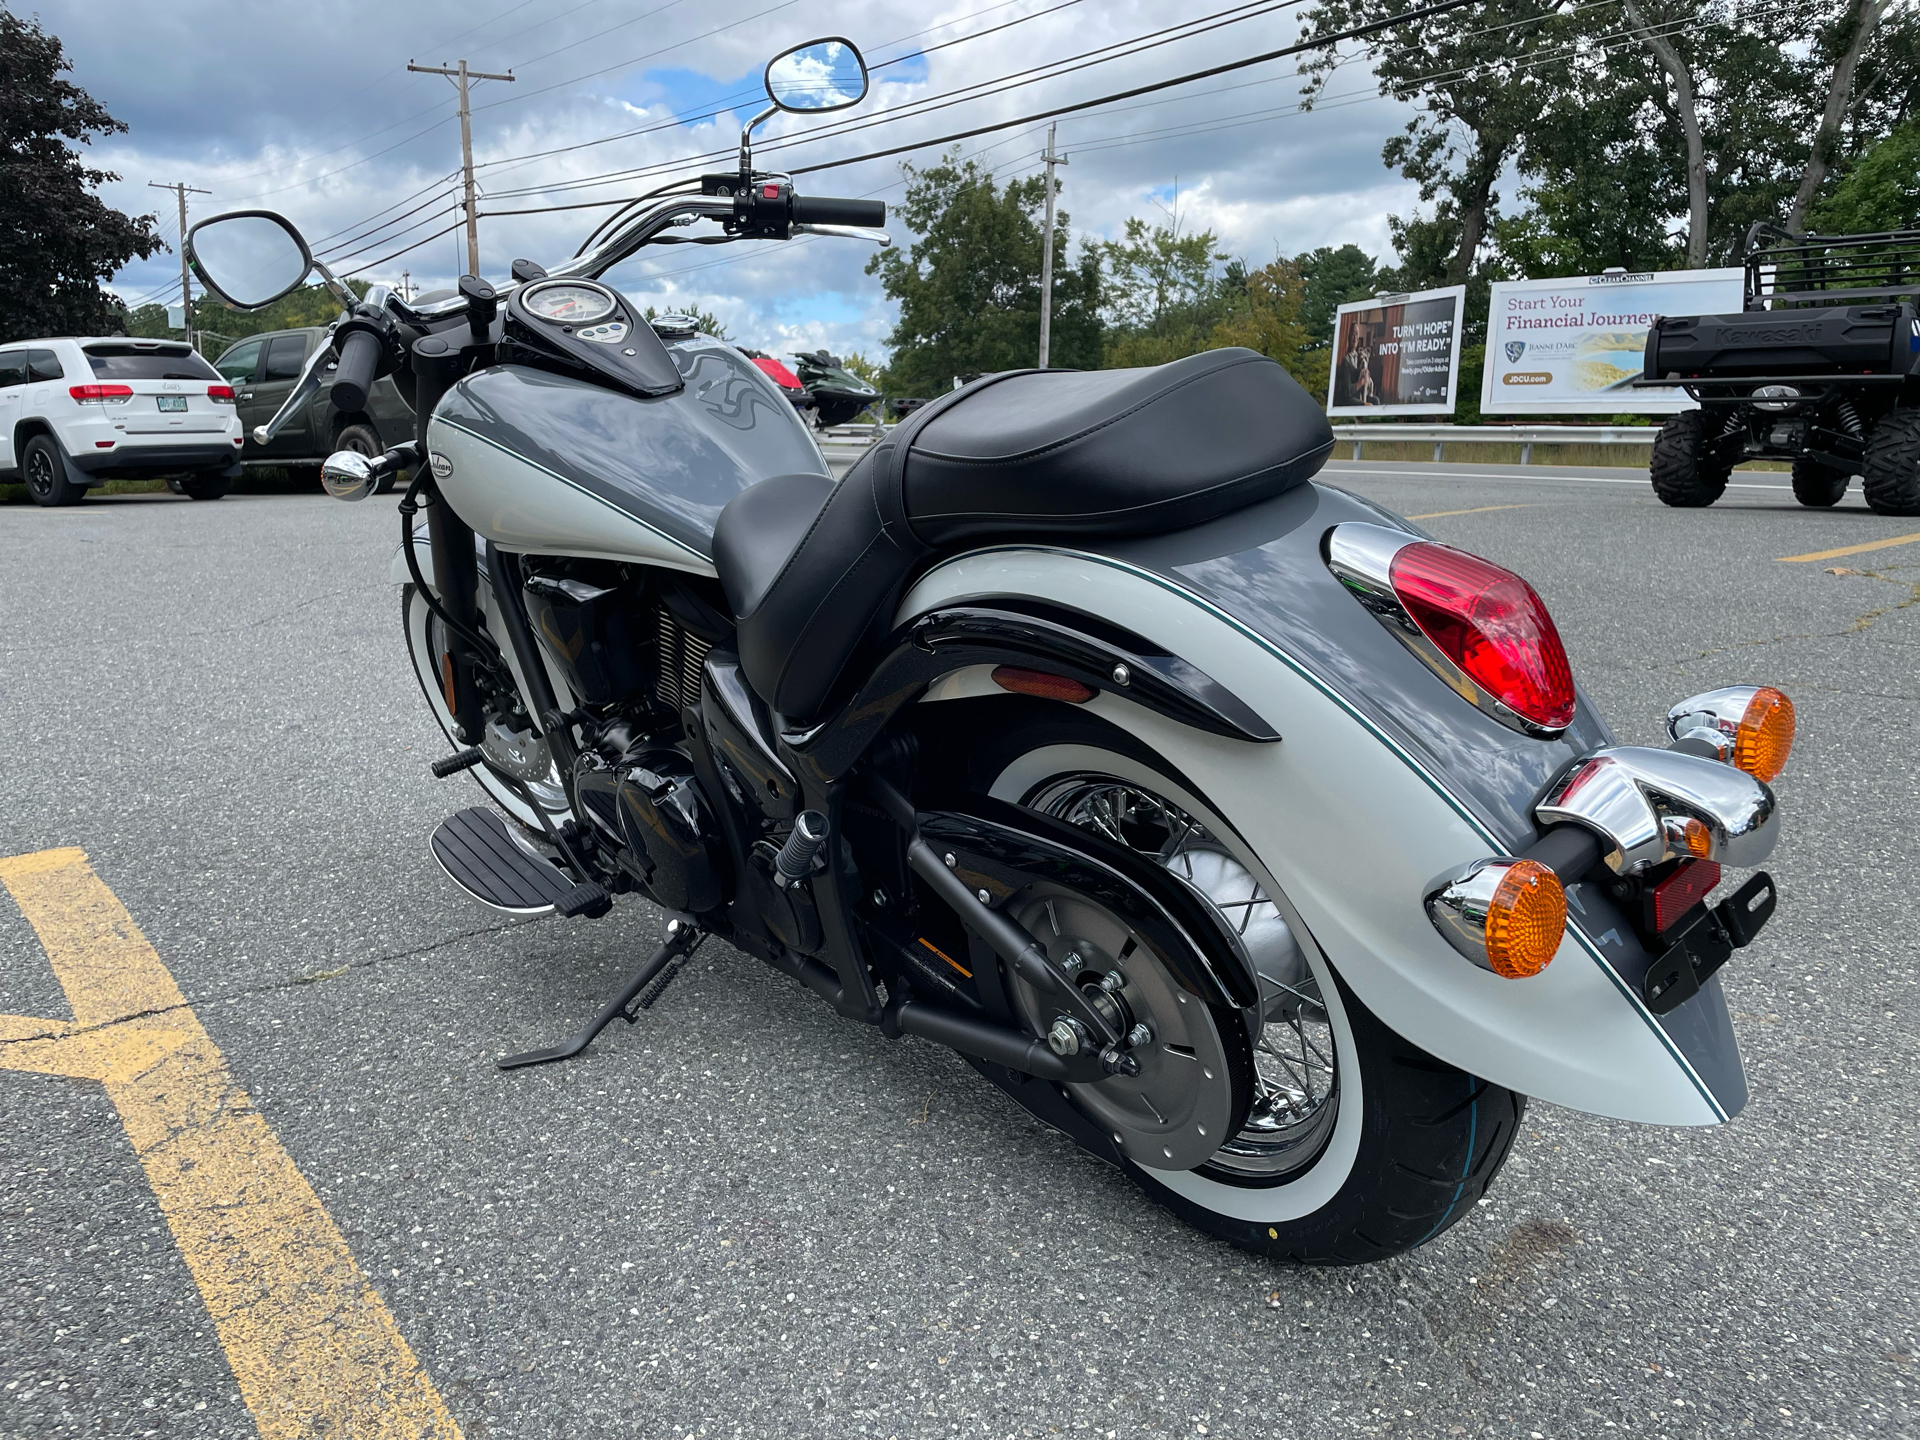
332 423 395 493
1650 410 1733 508
1862 408 1920 516
21 434 85 507
178 470 231 501
1791 455 1851 507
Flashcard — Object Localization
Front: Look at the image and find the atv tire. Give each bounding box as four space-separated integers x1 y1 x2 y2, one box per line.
1862 408 1920 517
1650 410 1732 508
1791 455 1851 508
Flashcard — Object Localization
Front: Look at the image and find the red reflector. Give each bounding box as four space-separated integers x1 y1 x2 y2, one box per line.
207 384 235 400
762 183 780 199
95 440 115 448
1652 859 1721 934
1388 541 1576 730
991 666 1095 703
69 383 133 401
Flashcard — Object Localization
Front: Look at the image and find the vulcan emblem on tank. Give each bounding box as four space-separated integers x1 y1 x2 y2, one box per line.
429 451 454 480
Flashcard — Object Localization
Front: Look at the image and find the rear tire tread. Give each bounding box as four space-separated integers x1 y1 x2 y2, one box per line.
1650 410 1732 508
1862 408 1920 516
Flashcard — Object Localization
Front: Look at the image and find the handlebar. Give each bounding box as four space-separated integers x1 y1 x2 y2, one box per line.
791 196 886 229
330 330 382 411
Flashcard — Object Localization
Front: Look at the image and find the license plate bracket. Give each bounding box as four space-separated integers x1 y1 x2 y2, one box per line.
156 395 188 412
1642 871 1775 1015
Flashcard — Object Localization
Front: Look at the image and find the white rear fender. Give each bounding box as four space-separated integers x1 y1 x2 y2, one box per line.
900 545 1732 1127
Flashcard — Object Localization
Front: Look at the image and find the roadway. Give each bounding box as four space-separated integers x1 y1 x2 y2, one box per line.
1 458 1914 1439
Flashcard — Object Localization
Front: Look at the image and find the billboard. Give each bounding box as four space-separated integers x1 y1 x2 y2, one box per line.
1325 285 1466 416
1482 268 1745 414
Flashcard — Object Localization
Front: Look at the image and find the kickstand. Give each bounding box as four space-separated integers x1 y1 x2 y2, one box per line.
498 917 702 1070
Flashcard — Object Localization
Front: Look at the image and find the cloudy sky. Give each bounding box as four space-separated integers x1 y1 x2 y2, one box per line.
29 0 1423 359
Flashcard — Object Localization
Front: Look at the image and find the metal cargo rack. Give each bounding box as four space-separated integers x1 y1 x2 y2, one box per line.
1743 222 1920 310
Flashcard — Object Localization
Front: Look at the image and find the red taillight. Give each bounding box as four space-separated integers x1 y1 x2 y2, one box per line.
1388 541 1576 731
1651 859 1721 934
208 384 235 402
69 383 133 403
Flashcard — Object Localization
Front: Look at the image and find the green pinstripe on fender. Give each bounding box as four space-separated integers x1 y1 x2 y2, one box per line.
928 542 1730 1122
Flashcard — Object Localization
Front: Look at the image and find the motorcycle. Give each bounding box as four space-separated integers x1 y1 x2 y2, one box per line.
184 35 1793 1265
790 347 880 427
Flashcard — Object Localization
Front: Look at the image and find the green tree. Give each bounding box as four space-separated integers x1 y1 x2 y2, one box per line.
1810 118 1920 231
867 152 1101 394
1099 215 1228 366
1207 257 1320 393
1295 244 1381 347
0 7 163 343
124 280 373 355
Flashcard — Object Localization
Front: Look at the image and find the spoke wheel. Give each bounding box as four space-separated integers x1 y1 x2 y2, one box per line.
1023 775 1339 1184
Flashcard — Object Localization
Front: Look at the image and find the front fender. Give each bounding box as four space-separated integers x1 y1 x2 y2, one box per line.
896 482 1747 1126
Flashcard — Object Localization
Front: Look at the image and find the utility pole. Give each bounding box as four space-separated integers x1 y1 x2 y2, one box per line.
149 180 211 349
400 270 412 302
1036 125 1068 370
408 59 514 277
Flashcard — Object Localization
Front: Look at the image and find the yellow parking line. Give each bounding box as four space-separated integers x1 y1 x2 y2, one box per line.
0 847 462 1440
1406 504 1539 520
1776 531 1920 562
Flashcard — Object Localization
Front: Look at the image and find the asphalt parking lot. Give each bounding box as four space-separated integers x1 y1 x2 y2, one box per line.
2 459 1916 1440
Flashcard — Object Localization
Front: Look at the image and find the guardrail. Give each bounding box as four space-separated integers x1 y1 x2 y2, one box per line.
815 421 1664 469
1331 424 1658 464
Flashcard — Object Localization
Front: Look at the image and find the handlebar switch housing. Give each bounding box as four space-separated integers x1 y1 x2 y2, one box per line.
704 173 793 240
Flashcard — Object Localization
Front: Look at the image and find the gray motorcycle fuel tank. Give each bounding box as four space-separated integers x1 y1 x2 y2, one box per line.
425 336 829 575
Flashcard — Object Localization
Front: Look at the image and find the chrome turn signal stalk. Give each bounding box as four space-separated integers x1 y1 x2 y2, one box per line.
1426 858 1566 979
1535 746 1778 875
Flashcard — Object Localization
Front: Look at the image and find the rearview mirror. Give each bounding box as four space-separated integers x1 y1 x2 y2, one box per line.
186 211 313 310
764 38 868 113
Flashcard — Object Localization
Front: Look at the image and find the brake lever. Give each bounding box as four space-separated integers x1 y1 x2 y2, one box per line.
251 334 336 446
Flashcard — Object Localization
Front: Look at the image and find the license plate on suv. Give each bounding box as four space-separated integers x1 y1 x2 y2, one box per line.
156 395 187 412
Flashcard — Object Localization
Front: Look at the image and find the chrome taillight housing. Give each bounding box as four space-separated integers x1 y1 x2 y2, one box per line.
1325 523 1576 737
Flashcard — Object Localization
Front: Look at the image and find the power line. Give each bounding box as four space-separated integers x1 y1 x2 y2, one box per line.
476 0 1308 209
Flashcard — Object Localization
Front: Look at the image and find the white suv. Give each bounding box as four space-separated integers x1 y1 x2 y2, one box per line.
0 337 246 506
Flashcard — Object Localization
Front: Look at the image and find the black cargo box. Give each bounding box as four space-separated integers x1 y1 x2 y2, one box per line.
1645 304 1911 380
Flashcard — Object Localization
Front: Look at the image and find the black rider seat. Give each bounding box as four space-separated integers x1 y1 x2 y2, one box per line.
711 347 1335 724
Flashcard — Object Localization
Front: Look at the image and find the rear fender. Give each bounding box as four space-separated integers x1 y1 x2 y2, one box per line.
895 482 1746 1127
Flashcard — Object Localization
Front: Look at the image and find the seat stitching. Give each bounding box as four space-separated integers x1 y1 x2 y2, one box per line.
911 440 1334 522
910 352 1270 468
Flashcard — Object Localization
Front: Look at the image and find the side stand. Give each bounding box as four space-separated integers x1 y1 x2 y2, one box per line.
498 917 701 1070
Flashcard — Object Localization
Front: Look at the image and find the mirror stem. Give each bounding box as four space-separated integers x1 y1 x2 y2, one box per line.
310 255 358 312
739 104 777 181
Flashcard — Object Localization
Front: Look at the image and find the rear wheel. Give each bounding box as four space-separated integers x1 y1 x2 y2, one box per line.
1791 456 1850 507
21 435 84 507
1862 408 1920 516
1650 410 1733 508
178 470 231 500
980 721 1524 1264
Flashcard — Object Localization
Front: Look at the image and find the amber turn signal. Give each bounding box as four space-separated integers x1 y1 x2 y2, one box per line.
1732 687 1794 783
1483 860 1566 979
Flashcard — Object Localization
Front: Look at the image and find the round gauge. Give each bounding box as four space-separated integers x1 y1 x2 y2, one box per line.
523 281 616 325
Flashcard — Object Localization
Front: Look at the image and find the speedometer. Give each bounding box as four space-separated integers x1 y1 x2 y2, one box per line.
523 281 616 324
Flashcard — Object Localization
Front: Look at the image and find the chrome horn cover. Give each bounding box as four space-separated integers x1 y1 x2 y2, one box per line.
1535 745 1778 874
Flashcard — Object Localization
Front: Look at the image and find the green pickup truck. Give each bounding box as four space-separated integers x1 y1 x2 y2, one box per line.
212 327 413 485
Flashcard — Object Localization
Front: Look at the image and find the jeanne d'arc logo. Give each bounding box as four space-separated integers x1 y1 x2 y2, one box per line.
1504 341 1527 364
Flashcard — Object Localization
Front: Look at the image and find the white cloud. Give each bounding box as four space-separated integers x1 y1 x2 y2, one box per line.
43 0 1427 358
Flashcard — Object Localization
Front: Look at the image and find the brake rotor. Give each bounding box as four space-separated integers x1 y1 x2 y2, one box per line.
1006 883 1239 1172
